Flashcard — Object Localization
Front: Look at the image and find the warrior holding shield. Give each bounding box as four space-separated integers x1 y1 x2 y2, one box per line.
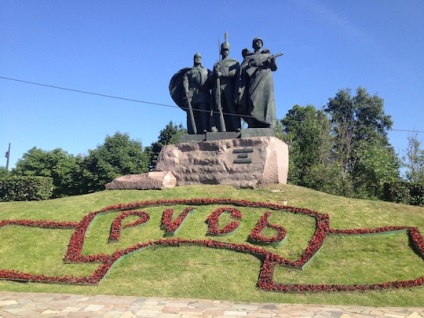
169 53 211 134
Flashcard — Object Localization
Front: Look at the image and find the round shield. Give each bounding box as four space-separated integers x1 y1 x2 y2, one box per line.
169 67 191 110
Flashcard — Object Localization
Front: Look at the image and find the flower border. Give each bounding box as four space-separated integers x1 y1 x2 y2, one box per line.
108 211 150 242
248 212 287 245
206 207 242 236
0 198 423 293
161 207 195 236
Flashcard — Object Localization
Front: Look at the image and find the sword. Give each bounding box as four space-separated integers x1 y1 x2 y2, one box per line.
185 93 197 134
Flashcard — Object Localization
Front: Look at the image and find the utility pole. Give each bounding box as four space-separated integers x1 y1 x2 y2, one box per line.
5 143 10 171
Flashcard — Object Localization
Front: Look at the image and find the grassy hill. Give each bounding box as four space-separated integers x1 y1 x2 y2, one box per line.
0 184 423 307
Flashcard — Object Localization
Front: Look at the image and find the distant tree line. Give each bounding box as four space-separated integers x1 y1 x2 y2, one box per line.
0 121 185 198
1 88 423 204
280 87 424 203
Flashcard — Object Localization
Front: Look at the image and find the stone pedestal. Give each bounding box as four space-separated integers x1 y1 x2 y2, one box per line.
155 136 288 188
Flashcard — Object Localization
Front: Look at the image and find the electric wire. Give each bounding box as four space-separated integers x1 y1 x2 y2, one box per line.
1 75 423 134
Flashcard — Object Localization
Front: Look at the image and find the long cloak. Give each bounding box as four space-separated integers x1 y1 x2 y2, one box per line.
235 51 277 128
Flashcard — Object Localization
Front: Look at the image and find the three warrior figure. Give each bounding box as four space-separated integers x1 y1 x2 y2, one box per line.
169 37 281 134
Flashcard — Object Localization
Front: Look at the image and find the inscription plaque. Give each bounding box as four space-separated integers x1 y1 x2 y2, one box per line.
233 147 253 164
234 158 252 164
233 148 254 154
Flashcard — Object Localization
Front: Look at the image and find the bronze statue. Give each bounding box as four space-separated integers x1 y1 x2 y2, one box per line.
169 35 282 134
235 37 282 128
182 53 212 134
169 53 211 134
210 36 241 132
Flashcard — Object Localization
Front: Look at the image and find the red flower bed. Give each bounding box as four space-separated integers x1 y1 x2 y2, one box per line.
248 212 286 245
206 207 242 236
161 207 195 235
108 211 150 242
258 254 424 292
0 198 423 293
0 219 79 229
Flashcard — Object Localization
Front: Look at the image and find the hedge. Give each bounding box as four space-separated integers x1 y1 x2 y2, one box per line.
0 176 53 201
383 181 424 206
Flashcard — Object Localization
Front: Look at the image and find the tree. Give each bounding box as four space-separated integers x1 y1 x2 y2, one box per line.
0 166 9 179
12 147 82 197
352 141 400 198
324 87 399 198
145 121 186 171
279 105 351 195
280 105 333 187
403 133 424 184
80 132 148 193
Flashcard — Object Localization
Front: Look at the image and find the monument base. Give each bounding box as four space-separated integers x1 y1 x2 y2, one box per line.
155 136 288 189
177 127 276 143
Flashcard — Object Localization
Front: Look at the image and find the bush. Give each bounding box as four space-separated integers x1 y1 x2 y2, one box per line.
0 176 53 201
383 181 424 206
410 184 424 206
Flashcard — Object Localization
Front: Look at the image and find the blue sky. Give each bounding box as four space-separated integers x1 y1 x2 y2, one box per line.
1 0 424 169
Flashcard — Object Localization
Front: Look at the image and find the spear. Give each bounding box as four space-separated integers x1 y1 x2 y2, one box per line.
215 32 227 132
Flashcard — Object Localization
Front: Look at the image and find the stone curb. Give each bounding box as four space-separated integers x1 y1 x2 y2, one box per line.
0 292 423 317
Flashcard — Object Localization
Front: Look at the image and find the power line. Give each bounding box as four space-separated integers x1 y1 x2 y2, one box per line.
0 76 178 109
390 128 424 134
0 75 232 117
0 75 238 118
1 75 423 134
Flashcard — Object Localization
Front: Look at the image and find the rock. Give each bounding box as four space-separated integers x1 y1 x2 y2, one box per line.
105 171 177 190
154 136 288 188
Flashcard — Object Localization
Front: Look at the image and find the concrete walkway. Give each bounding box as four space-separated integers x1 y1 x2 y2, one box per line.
0 292 423 317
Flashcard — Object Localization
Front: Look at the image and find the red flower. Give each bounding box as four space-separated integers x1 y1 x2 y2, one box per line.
108 211 150 242
206 207 242 236
161 207 195 235
248 212 286 245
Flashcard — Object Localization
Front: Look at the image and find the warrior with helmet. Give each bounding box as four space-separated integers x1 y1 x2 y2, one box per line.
209 35 241 132
169 53 211 134
235 37 281 128
169 35 282 134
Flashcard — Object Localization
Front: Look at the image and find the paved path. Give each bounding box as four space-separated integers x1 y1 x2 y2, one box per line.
0 292 423 317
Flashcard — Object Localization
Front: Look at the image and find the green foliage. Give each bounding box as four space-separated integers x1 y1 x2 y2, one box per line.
12 148 83 198
279 104 353 197
352 141 400 199
145 121 186 171
280 88 400 200
10 132 151 196
80 132 149 193
0 167 10 179
0 176 53 201
325 88 393 146
280 105 333 187
403 134 424 184
383 181 424 206
304 162 354 197
13 148 82 197
320 88 398 197
410 184 424 206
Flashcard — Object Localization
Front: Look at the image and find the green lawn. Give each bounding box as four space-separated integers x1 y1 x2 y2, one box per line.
0 184 423 307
